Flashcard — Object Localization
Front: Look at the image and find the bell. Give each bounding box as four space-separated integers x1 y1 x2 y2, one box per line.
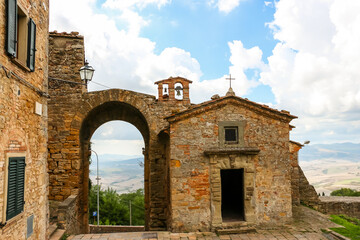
175 86 183 96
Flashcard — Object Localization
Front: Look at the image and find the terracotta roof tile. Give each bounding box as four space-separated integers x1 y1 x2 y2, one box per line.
49 31 83 39
154 76 193 84
166 95 297 122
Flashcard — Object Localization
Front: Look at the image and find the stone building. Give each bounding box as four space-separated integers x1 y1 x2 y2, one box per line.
0 0 49 239
46 32 320 234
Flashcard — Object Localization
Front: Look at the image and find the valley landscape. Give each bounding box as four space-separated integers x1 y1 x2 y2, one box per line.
89 154 144 194
299 142 360 195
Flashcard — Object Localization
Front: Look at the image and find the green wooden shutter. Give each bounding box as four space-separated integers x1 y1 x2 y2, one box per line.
6 0 18 57
27 18 36 71
6 157 25 220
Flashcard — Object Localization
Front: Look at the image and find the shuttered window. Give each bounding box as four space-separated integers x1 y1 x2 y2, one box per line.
6 0 37 71
6 0 18 57
27 18 36 71
6 157 25 220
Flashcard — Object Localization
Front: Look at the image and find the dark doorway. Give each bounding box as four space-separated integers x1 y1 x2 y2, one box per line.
221 169 245 222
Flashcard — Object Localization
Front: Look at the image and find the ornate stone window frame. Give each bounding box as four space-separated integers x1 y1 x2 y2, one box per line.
218 121 245 148
204 148 259 230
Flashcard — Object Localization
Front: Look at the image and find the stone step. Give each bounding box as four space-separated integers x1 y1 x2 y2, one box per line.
48 223 57 237
49 229 65 240
216 227 257 235
221 221 248 229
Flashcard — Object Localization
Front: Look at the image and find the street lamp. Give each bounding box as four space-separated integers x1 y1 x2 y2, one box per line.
79 60 95 85
91 149 100 226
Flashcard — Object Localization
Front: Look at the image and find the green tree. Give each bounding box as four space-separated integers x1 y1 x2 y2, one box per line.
330 188 360 196
89 186 145 225
119 189 145 225
101 188 128 225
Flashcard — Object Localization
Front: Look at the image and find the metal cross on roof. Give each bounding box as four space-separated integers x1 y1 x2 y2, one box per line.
226 74 235 88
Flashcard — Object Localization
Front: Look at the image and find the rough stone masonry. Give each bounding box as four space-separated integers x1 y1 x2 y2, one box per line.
0 0 49 239
47 31 315 234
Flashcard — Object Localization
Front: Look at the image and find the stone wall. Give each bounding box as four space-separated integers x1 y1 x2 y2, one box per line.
57 195 80 234
318 196 360 219
167 97 295 232
48 31 85 202
0 0 49 239
48 31 93 232
289 141 320 209
298 167 320 207
289 141 302 206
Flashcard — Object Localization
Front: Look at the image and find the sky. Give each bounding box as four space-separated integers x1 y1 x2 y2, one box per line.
50 0 360 156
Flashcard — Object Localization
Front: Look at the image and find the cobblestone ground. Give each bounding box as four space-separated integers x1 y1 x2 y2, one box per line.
67 206 341 240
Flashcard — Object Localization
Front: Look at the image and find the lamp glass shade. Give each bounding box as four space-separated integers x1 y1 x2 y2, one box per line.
80 61 95 82
80 70 85 80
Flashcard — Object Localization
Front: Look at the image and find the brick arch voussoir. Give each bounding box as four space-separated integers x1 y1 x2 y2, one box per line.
69 89 155 139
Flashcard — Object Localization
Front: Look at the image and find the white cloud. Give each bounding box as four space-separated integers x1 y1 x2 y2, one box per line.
92 121 143 140
50 0 200 94
91 140 144 155
209 0 245 14
102 0 170 10
264 1 273 7
190 40 264 103
49 0 360 145
118 9 150 36
261 0 360 143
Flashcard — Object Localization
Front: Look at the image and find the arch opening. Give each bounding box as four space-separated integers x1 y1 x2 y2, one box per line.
89 120 145 225
79 101 150 231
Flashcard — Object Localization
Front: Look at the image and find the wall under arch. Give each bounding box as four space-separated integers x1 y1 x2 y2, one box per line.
47 87 181 233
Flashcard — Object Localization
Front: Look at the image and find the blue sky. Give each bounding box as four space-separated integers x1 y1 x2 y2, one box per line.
50 0 360 156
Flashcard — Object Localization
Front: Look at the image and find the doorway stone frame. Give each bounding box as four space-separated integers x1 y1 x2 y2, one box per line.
204 148 259 230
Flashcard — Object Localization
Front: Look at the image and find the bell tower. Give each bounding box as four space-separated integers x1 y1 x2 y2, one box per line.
155 77 192 105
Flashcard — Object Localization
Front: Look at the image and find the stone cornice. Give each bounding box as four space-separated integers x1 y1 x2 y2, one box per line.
49 31 84 39
204 147 260 156
166 96 297 123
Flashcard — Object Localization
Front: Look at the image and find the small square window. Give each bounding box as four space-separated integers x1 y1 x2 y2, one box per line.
219 121 245 148
224 127 238 143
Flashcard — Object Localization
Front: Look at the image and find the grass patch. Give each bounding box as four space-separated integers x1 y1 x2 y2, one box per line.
335 178 360 185
330 214 360 240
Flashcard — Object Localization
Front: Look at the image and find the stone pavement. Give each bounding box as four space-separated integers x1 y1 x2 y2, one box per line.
67 206 341 240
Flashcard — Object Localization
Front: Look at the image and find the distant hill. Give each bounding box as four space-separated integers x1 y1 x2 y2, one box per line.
89 154 144 194
299 142 360 195
90 153 143 162
299 142 360 162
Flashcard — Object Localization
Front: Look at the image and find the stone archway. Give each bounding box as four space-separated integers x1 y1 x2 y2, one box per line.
79 101 150 231
48 89 171 233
